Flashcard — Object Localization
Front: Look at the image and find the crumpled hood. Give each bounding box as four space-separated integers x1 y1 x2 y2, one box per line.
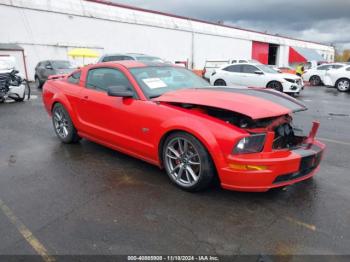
153 87 307 119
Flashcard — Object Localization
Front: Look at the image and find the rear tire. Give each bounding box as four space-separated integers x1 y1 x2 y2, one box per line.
35 76 43 89
336 78 350 92
162 132 215 192
214 79 226 86
309 75 321 86
52 103 81 143
267 81 283 92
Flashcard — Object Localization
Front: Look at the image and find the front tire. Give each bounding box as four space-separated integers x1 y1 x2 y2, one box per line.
35 76 43 89
214 79 226 86
336 78 350 92
309 75 321 86
52 103 81 143
267 81 283 92
162 132 215 192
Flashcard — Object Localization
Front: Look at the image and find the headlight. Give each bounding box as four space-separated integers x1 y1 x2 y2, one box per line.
284 78 296 83
233 133 266 154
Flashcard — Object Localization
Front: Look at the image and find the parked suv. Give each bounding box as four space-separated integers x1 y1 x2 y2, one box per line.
34 60 77 88
98 53 165 63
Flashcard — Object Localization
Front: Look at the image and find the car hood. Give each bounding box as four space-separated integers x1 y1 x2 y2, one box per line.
278 73 301 79
153 87 307 120
54 68 76 75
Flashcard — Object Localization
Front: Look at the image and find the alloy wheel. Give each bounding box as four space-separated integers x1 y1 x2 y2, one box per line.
165 137 201 187
53 108 69 138
337 80 350 91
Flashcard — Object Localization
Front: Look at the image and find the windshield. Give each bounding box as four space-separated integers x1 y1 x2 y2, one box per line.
51 60 76 69
136 56 165 63
130 66 210 98
256 64 279 74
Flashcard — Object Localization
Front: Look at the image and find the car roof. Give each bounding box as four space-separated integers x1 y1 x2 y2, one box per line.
225 62 261 67
100 53 156 58
96 60 172 69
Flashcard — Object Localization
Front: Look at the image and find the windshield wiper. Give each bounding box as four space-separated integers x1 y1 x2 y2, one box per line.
149 95 161 99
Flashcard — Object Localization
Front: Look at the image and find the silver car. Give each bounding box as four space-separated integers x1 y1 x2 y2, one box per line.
98 53 165 63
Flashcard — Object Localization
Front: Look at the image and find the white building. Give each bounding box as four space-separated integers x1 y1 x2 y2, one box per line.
0 0 335 80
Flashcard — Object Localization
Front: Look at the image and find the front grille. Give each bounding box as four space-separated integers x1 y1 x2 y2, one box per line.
273 151 322 184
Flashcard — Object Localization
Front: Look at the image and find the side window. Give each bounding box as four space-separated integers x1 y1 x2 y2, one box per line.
317 65 330 70
86 68 132 92
67 71 81 84
346 67 350 71
241 65 259 74
223 64 241 73
231 60 237 63
332 65 343 69
102 56 133 62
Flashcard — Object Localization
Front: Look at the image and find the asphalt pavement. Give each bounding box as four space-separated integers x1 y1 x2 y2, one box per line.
0 85 350 257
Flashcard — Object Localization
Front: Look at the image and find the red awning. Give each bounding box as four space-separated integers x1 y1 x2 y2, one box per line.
289 47 324 63
289 47 307 63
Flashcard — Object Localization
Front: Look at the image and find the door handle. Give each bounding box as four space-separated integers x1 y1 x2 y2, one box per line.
83 95 89 100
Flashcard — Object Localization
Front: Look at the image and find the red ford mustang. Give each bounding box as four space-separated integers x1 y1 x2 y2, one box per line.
42 61 325 192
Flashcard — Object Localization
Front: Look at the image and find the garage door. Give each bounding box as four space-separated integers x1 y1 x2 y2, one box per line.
252 41 269 64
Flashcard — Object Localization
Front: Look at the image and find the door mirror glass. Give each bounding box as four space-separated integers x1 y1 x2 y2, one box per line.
107 86 134 98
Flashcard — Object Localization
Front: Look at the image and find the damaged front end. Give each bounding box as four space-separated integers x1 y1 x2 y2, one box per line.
174 103 318 152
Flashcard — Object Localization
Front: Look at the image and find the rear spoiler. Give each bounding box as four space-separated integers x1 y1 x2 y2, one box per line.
48 74 67 80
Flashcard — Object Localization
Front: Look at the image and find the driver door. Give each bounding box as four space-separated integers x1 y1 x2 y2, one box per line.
240 64 266 87
76 67 152 155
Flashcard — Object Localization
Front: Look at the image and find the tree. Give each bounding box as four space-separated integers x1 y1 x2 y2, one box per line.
335 49 350 62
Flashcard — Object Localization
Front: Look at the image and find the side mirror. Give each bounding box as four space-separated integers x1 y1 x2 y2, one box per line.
254 70 264 75
45 65 53 70
107 86 134 98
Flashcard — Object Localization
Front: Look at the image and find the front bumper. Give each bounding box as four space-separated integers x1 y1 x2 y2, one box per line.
220 142 324 192
219 122 325 192
282 81 304 93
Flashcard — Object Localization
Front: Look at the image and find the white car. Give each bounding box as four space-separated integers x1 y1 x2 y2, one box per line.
203 59 261 80
302 63 345 86
323 65 350 92
210 63 304 94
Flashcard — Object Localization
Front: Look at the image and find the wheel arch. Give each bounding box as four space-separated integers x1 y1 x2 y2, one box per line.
157 128 222 176
50 97 79 128
213 78 226 86
266 80 282 88
336 77 350 84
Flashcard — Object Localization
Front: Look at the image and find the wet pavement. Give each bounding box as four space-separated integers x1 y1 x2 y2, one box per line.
0 85 350 256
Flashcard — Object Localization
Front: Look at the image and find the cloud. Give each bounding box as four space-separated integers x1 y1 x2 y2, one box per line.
111 0 350 50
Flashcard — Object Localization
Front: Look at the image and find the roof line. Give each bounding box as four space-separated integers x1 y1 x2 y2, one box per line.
85 0 332 48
